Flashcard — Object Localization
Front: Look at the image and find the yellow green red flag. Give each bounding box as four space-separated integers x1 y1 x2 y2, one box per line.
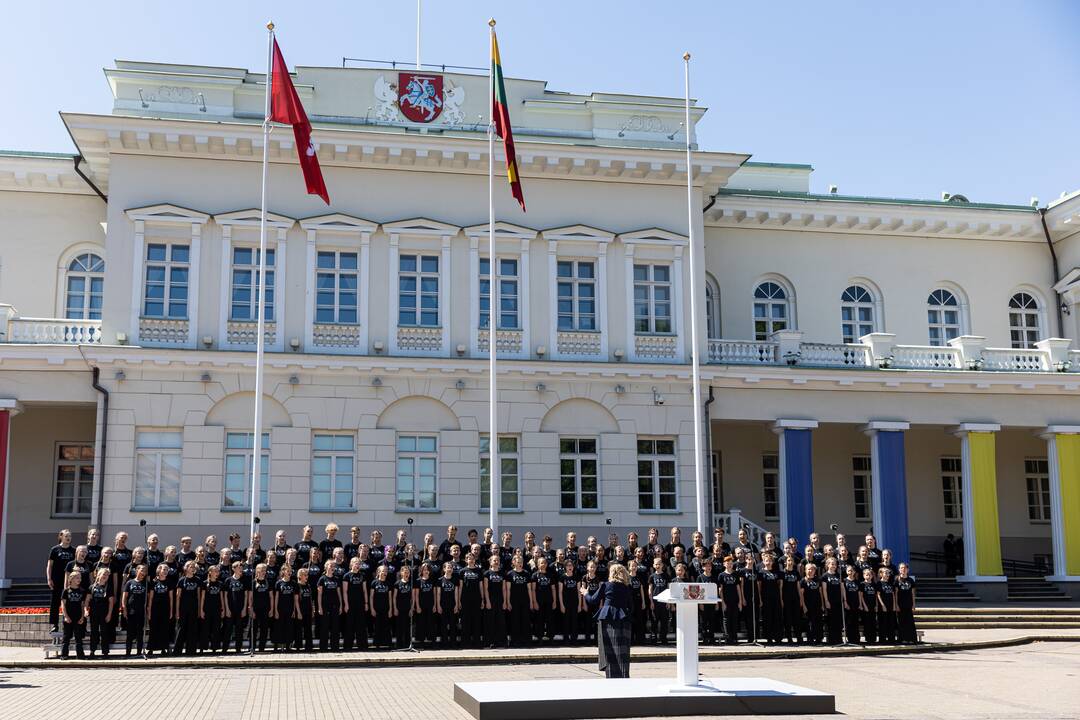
491 29 525 212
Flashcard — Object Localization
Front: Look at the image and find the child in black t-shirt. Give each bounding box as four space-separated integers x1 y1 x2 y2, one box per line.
895 563 918 643
649 557 672 644
858 567 878 644
877 566 898 643
59 571 88 659
87 567 114 658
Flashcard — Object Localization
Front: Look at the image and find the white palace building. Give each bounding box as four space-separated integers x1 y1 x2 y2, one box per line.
1 57 1079 599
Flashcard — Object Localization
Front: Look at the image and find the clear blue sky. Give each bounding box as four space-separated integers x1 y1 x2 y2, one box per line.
2 1 1077 205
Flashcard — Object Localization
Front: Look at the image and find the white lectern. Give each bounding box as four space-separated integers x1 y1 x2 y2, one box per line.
653 581 718 687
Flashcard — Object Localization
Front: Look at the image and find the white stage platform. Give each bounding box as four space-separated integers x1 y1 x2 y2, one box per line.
453 676 836 719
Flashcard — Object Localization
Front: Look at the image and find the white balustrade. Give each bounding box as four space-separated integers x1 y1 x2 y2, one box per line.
226 320 277 347
8 317 102 344
708 339 778 364
312 323 362 350
477 328 524 355
891 345 962 369
397 325 443 352
139 317 189 345
798 342 871 368
979 347 1049 372
635 333 678 360
1070 350 1080 372
556 330 602 357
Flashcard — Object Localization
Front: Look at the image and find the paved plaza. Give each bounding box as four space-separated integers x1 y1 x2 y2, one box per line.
0 640 1076 719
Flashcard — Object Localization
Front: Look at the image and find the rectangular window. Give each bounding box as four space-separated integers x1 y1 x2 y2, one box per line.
637 438 678 511
54 444 94 517
941 457 963 521
398 254 439 327
762 453 779 521
1025 458 1051 522
633 264 672 334
224 432 270 511
852 455 872 522
560 438 598 510
315 250 359 324
556 260 596 331
311 434 355 510
134 431 182 510
396 435 438 509
479 435 520 511
480 258 519 330
229 246 275 321
143 242 190 319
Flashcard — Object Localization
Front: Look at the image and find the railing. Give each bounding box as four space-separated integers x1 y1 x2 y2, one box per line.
226 320 277 347
890 345 962 369
635 333 678 360
556 330 602 357
799 342 871 367
477 328 524 355
312 322 362 350
8 317 102 344
715 508 769 548
980 347 1049 372
1069 350 1080 372
708 339 777 364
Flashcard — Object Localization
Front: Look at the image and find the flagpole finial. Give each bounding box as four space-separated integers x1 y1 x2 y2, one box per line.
683 52 691 61
267 21 275 31
488 18 496 27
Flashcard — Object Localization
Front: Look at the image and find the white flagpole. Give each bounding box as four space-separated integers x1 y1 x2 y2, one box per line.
487 18 499 539
684 52 707 536
416 0 422 70
250 22 273 568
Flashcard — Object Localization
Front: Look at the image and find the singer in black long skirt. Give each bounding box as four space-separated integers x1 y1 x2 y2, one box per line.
560 560 582 644
781 557 803 644
87 568 114 658
505 557 532 647
200 565 225 653
822 558 844 645
250 566 272 652
877 567 898 644
648 558 670 644
718 557 743 645
343 558 368 651
122 567 148 656
173 562 203 656
627 559 647 644
413 563 437 647
317 559 343 652
147 566 173 656
739 556 758 643
758 556 783 645
392 565 414 648
296 568 315 652
843 565 862 643
531 557 556 642
696 559 719 645
369 565 393 649
858 567 878 644
459 557 484 648
272 565 297 652
895 563 918 643
482 556 508 649
580 561 602 645
437 562 460 648
223 562 249 653
799 565 824 645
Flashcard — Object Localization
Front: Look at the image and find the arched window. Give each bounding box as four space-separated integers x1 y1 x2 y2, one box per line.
65 253 105 320
927 289 961 346
705 274 721 339
840 285 876 343
753 281 789 341
1009 292 1041 349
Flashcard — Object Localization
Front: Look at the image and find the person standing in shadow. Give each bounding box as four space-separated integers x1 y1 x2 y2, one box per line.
582 563 633 678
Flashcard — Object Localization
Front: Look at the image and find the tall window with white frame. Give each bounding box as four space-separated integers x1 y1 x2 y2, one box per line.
633 264 672 334
1009 293 1041 349
1024 458 1051 522
229 247 274 322
54 443 94 517
840 285 876 343
133 431 182 511
396 435 438 509
556 260 596 331
560 438 598 511
762 453 779 521
927 289 961 346
852 455 872 522
753 281 788 341
65 253 105 320
480 435 520 511
705 282 721 339
480 258 519 330
637 438 677 511
223 432 269 511
940 457 963 521
143 243 189 319
311 434 355 511
315 251 359 324
399 254 439 327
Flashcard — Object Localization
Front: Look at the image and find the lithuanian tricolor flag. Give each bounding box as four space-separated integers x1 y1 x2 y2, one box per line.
491 29 525 212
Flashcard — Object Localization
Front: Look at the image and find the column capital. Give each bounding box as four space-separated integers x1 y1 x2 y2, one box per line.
862 421 910 435
1040 425 1080 439
0 399 22 417
772 419 818 435
951 422 1000 437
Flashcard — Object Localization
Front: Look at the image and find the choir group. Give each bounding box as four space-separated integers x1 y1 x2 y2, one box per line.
44 523 918 659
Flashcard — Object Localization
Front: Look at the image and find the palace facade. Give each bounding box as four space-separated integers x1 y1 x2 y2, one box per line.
1 58 1079 599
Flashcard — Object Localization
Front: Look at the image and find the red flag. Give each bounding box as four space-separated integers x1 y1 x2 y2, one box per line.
269 39 329 204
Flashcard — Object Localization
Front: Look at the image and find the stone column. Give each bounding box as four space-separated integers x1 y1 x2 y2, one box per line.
1040 426 1080 597
772 419 818 543
863 421 910 563
0 400 23 602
